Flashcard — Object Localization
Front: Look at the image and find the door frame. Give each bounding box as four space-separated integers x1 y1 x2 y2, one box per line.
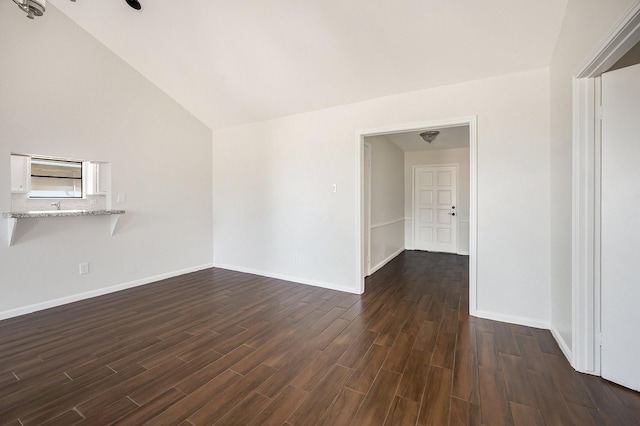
363 142 372 277
572 1 640 374
412 163 460 254
355 116 478 317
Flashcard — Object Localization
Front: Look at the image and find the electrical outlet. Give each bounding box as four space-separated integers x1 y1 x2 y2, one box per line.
79 262 89 275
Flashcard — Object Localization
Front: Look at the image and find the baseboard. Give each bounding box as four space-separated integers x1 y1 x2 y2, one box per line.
213 263 360 295
474 311 574 368
473 310 550 330
0 263 214 321
370 248 404 275
550 323 574 366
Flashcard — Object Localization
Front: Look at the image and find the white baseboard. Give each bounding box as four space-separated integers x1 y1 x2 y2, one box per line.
474 311 574 369
0 263 214 321
370 248 404 275
213 263 361 295
473 310 550 330
550 323 574 366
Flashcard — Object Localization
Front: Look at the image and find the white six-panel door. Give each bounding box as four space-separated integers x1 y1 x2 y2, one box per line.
601 63 640 391
413 165 458 254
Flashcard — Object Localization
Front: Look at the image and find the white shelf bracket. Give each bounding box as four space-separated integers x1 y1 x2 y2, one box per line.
110 214 121 236
7 218 17 247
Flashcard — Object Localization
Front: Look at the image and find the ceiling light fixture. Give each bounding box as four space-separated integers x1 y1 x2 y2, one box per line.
12 0 45 19
419 130 440 144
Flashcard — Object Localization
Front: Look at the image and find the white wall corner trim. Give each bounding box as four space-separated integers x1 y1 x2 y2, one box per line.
213 263 361 295
0 263 214 321
474 310 550 331
571 76 598 374
571 0 640 375
370 248 404 276
551 323 575 369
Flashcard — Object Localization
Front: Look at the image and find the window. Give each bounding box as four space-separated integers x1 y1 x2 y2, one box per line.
29 158 83 198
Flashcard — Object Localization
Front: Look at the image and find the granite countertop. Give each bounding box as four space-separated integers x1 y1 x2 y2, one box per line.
2 209 125 219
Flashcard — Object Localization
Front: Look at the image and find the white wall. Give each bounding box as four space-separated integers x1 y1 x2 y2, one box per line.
0 4 213 317
214 67 551 326
549 0 636 354
366 135 404 273
404 148 470 255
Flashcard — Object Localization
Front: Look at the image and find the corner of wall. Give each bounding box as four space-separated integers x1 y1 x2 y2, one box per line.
550 322 574 367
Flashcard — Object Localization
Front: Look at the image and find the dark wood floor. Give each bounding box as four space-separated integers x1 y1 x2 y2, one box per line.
1 251 640 425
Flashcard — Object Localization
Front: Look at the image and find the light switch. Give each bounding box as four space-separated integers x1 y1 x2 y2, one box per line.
331 184 337 193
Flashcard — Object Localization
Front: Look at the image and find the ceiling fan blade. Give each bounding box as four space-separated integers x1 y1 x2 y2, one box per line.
125 0 142 11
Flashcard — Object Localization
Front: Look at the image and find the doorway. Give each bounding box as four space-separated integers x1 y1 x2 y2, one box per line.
356 117 477 315
572 3 640 377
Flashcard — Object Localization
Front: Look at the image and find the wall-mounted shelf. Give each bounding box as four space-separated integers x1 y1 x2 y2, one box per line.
2 209 125 246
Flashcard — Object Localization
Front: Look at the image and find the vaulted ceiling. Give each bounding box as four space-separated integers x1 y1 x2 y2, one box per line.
49 0 569 129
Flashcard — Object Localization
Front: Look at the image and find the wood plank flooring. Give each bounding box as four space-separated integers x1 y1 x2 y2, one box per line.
1 250 640 425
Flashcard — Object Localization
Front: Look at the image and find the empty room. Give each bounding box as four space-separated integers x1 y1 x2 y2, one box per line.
1 0 640 424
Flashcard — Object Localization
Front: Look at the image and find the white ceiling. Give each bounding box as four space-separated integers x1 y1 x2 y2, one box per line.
48 0 569 129
385 126 469 152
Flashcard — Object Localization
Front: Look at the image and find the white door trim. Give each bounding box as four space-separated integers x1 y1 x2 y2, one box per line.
364 142 372 277
412 163 460 254
355 116 478 317
572 0 640 374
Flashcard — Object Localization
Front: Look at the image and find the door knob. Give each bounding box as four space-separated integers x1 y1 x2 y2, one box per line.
449 212 456 216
